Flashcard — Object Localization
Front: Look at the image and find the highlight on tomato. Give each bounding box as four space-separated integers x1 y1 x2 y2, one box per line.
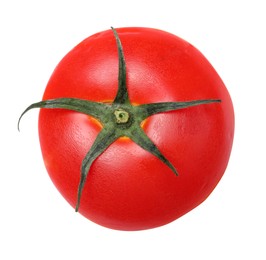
19 27 234 231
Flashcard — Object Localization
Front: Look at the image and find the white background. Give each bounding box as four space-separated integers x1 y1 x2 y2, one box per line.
1 0 265 259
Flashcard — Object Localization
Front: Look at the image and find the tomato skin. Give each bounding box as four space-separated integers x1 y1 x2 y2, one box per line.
39 27 234 230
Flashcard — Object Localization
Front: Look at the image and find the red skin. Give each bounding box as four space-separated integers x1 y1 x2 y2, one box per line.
39 27 234 230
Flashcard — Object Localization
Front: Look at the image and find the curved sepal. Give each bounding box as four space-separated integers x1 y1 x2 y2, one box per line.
127 127 178 176
111 27 130 105
137 99 221 120
18 98 110 131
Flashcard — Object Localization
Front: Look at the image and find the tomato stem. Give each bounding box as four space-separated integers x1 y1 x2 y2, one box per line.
19 27 221 212
114 109 130 124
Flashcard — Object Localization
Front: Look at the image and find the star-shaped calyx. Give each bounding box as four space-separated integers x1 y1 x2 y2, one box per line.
18 28 221 211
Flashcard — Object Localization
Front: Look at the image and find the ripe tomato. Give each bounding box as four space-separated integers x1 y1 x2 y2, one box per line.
23 27 234 230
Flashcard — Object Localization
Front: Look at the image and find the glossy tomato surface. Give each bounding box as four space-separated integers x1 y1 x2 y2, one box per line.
39 27 234 230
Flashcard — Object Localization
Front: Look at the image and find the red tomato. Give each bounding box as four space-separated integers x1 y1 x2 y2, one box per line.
34 27 233 230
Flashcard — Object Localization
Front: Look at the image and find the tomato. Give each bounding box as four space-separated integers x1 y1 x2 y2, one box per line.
20 27 234 231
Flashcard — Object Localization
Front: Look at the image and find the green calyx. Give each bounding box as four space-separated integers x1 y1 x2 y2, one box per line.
18 27 221 212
